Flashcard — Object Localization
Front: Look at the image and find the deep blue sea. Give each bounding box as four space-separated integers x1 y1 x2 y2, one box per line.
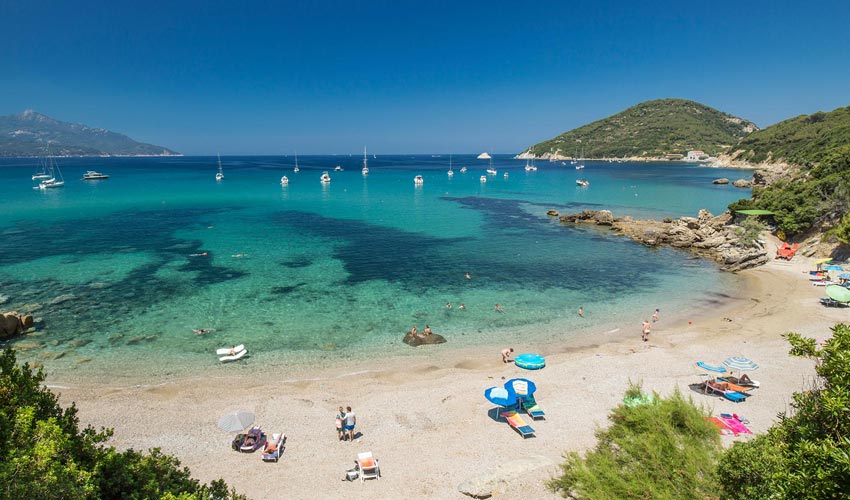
0 155 750 379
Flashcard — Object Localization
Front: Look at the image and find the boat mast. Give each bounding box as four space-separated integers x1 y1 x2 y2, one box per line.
363 146 368 170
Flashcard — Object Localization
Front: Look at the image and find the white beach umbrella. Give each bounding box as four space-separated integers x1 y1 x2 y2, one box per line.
217 409 255 432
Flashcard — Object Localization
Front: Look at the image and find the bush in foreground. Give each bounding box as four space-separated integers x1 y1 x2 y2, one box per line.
0 348 247 500
718 324 850 499
548 384 721 500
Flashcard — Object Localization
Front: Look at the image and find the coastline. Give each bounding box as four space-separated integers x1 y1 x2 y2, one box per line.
48 248 845 499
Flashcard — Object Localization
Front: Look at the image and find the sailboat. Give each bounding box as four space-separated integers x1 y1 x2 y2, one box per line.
576 146 585 170
486 156 497 175
31 157 52 180
447 155 454 177
362 147 369 176
293 152 300 172
35 151 64 189
216 154 224 181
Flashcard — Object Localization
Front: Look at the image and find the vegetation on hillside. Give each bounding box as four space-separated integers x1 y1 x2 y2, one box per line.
0 348 247 500
728 106 850 237
0 110 179 157
524 99 757 159
548 385 721 500
718 324 850 500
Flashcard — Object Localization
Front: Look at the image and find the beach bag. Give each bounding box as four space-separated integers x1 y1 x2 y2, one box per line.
345 468 359 481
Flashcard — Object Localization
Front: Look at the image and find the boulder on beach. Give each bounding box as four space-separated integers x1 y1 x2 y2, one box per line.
403 331 447 347
0 311 34 339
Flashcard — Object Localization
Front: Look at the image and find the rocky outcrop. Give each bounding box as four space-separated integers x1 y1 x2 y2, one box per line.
403 331 447 347
0 311 34 339
458 455 553 498
559 209 768 272
712 178 730 184
733 178 753 188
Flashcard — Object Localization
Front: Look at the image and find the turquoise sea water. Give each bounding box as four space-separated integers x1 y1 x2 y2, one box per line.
0 155 749 379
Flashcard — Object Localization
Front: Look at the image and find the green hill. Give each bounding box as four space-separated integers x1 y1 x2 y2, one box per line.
521 98 757 159
728 105 850 238
725 105 850 166
0 110 179 157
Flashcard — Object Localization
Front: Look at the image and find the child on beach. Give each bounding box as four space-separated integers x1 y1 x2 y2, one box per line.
336 407 346 441
501 347 514 363
652 308 659 322
641 320 651 342
578 307 584 318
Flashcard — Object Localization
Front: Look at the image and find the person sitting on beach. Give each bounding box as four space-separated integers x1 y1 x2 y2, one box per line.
495 304 504 314
410 325 421 338
423 325 432 336
501 347 514 363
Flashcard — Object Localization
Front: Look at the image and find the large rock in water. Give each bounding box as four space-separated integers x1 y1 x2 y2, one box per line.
403 331 447 347
0 311 34 339
712 178 730 184
733 178 752 188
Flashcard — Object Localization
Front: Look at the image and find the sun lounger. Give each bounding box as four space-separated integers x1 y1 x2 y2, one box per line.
356 452 380 482
261 433 285 462
701 381 748 403
520 395 546 420
713 379 752 393
239 426 266 452
812 280 837 287
718 374 760 388
500 410 535 437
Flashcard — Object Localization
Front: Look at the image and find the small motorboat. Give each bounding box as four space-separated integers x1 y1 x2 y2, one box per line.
480 175 487 183
414 175 424 185
82 170 109 180
503 172 509 179
447 169 454 177
334 165 343 172
280 175 289 186
293 166 300 172
320 171 331 183
460 166 467 173
486 167 497 175
576 179 590 187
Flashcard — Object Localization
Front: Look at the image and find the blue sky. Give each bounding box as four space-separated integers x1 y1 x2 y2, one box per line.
2 0 848 154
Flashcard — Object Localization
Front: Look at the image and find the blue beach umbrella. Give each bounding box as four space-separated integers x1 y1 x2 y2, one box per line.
694 361 727 375
825 265 844 271
504 378 537 398
484 387 517 408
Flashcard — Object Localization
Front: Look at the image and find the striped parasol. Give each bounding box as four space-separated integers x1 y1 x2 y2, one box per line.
723 356 759 373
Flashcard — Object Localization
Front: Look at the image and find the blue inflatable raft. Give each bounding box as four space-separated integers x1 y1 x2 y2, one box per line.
514 353 545 370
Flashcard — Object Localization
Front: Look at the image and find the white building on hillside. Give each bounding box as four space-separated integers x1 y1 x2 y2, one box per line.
686 150 708 161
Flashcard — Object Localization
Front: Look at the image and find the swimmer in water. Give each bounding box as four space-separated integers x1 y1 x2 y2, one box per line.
189 251 208 257
193 328 211 335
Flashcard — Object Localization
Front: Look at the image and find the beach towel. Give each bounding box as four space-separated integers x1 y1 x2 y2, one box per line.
720 416 752 435
708 417 734 435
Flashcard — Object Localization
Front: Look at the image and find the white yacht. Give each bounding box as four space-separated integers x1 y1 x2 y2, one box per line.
460 166 467 173
486 167 497 175
414 175 424 185
362 147 369 176
447 155 454 177
334 165 343 172
215 154 224 181
320 171 331 183
82 170 109 180
576 179 589 187
280 175 289 186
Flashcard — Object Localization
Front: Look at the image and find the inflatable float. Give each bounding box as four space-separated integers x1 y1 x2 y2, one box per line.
217 344 247 362
514 353 545 370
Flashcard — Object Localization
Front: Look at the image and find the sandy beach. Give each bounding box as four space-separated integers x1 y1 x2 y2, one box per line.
52 249 846 500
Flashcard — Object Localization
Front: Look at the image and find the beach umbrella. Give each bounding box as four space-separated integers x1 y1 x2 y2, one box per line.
484 387 517 408
826 284 850 303
217 409 255 432
504 378 537 398
723 356 759 373
825 265 844 271
694 361 727 376
814 258 833 265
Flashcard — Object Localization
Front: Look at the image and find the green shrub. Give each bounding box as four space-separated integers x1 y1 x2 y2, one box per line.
548 384 721 500
718 324 850 499
0 348 248 500
735 217 767 247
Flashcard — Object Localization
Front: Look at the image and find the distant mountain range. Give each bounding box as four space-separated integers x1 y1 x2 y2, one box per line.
0 110 180 157
520 98 758 159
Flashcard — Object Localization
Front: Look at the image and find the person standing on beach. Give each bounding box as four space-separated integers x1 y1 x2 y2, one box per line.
652 308 659 322
335 407 346 441
641 320 651 342
344 406 357 442
578 307 584 318
502 347 514 363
